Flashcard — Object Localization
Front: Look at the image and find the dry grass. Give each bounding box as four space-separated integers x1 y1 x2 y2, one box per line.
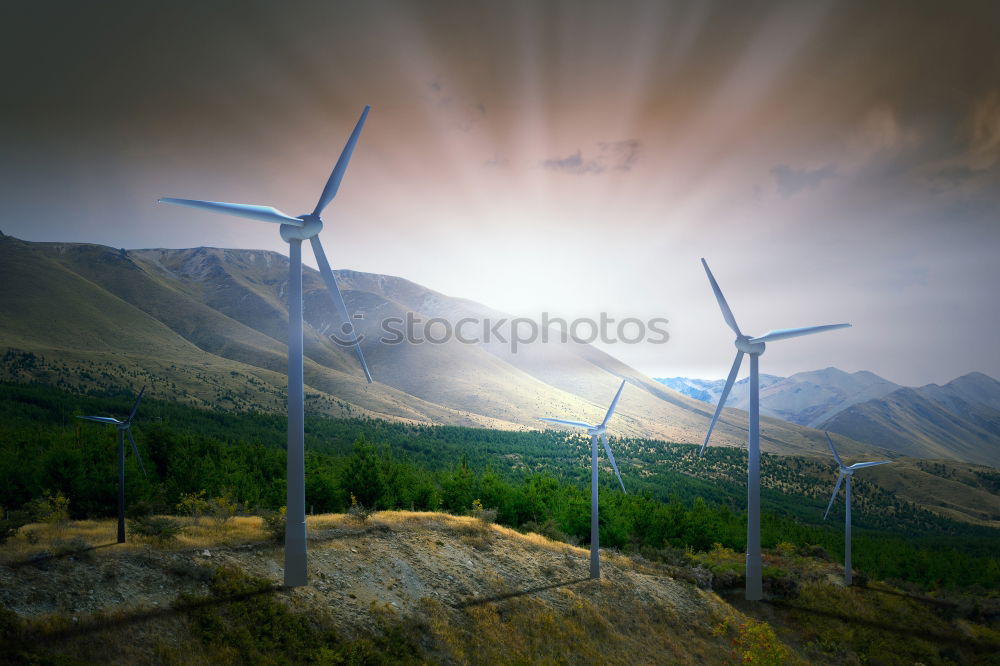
0 515 273 563
0 519 120 562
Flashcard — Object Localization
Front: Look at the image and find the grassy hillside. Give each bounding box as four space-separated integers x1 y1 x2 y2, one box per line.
0 235 893 459
2 513 999 665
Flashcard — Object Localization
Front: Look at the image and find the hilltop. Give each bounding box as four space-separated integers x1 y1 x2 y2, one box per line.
3 512 999 665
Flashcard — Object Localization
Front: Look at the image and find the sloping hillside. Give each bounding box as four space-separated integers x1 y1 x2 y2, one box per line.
2 513 998 665
822 375 1000 468
0 513 742 664
0 235 878 459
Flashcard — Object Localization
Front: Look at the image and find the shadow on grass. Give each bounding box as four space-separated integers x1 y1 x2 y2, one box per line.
859 584 958 609
5 542 119 569
762 598 1000 651
453 576 593 609
7 583 282 645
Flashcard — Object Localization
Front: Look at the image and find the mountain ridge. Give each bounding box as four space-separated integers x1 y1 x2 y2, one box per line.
656 368 1000 467
0 235 898 459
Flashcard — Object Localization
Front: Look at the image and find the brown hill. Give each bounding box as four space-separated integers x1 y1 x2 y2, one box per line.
2 513 997 664
0 235 879 459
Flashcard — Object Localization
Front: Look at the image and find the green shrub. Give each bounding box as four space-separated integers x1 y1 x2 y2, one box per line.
0 509 29 544
774 542 797 558
260 507 286 543
470 498 498 525
348 494 374 525
176 490 209 523
207 490 239 525
125 499 154 519
520 519 570 544
52 536 94 562
128 515 182 542
25 491 70 525
727 619 791 665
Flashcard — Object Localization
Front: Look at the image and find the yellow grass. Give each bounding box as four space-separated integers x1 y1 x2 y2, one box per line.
0 519 120 563
2 510 596 565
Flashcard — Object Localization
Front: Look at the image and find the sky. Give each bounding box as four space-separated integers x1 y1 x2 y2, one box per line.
2 0 998 386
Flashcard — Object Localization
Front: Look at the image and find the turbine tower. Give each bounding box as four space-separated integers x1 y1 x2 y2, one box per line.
539 379 628 579
823 432 891 585
159 106 373 587
699 258 850 600
78 387 148 543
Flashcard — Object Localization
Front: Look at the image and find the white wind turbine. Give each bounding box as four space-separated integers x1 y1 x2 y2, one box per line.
78 386 148 543
159 106 373 587
823 432 891 585
539 379 628 579
699 258 850 600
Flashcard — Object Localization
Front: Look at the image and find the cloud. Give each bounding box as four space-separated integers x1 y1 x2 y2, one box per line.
426 80 486 131
848 105 915 157
541 140 641 175
542 150 601 174
909 91 1000 192
599 140 640 171
483 154 509 169
965 90 1000 171
770 164 837 196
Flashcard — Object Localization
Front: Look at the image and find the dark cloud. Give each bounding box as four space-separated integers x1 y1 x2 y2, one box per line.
771 164 837 196
542 140 641 175
542 150 602 174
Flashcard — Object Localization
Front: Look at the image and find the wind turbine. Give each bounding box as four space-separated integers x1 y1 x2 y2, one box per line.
78 387 148 543
823 432 891 585
158 106 373 587
698 258 850 600
539 379 628 579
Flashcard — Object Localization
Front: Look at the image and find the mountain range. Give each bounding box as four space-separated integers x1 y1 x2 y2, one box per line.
0 234 870 460
3 234 998 468
656 369 1000 467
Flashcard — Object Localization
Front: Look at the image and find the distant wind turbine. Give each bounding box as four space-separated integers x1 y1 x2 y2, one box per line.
159 106 373 587
78 387 148 543
823 432 891 585
699 258 851 600
539 379 628 579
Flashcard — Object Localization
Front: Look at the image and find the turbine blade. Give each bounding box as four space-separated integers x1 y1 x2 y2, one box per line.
538 418 593 429
749 323 851 344
126 428 148 479
313 105 371 216
310 236 373 383
127 386 145 423
825 431 844 467
600 380 627 428
824 472 845 520
601 433 627 494
699 350 744 456
77 416 123 425
158 198 303 225
848 460 892 470
701 258 741 337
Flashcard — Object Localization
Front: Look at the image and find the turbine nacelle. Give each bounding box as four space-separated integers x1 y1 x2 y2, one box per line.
735 336 766 355
281 214 324 242
538 379 628 494
698 257 852 455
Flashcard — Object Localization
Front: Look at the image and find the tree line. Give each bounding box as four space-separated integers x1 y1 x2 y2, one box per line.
1 382 998 590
